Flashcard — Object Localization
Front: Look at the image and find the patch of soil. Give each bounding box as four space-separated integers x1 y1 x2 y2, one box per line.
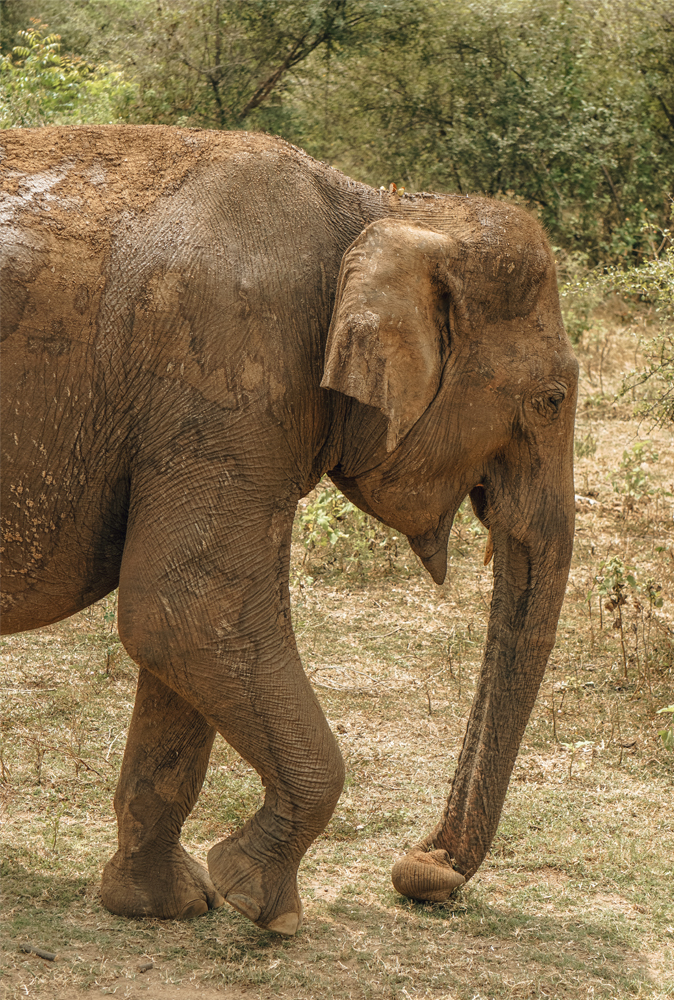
26 987 256 1000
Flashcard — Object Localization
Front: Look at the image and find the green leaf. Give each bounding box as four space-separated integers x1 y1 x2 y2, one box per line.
658 728 674 750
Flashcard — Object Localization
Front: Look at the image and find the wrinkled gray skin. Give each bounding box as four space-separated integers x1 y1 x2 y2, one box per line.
1 126 577 935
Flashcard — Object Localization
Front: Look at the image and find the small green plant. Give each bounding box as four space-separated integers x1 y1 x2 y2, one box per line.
596 555 637 607
643 579 664 611
293 482 403 582
596 556 637 678
656 705 674 750
574 431 597 459
611 441 659 503
45 803 65 852
560 740 593 780
595 559 668 693
297 488 353 550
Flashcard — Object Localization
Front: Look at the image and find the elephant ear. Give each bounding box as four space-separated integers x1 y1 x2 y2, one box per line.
321 218 458 452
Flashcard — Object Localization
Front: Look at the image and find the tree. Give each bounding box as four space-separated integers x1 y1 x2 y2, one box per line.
1 0 671 265
0 0 413 130
281 0 673 264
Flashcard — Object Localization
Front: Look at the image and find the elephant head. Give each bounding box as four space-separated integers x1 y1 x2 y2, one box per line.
322 210 577 886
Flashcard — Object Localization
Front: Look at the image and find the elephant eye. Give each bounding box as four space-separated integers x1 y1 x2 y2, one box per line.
532 387 566 418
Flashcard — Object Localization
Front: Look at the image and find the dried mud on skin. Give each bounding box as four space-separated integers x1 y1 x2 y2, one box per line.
1 324 673 998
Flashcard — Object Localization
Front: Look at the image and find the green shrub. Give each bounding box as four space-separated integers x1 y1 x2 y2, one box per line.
562 217 673 421
612 441 659 503
293 482 405 582
617 241 674 424
656 705 674 750
0 19 133 128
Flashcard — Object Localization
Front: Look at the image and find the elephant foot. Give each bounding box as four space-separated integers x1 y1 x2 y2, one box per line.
101 844 225 920
207 834 303 935
391 847 465 902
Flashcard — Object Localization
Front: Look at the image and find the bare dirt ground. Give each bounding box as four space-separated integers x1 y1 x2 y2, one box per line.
18 984 252 1000
1 307 673 999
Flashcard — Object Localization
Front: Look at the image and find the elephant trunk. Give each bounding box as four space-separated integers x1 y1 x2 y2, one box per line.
393 492 573 898
432 522 571 877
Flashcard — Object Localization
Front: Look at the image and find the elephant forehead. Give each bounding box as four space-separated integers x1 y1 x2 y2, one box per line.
463 246 553 322
492 326 572 360
458 327 576 390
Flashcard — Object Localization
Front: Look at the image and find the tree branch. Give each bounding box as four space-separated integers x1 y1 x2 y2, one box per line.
601 164 622 215
209 75 227 129
656 93 674 131
239 32 326 119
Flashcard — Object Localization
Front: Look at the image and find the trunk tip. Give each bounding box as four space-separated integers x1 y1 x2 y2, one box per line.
392 848 465 901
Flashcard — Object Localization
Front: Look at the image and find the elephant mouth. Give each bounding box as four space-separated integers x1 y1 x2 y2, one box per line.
419 546 449 585
469 484 490 527
469 484 494 565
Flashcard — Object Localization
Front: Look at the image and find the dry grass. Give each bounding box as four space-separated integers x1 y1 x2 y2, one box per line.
1 306 673 1000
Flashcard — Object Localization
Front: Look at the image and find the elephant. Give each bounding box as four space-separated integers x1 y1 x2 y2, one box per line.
0 125 577 936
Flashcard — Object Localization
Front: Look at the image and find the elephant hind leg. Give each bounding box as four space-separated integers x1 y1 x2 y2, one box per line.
101 668 224 920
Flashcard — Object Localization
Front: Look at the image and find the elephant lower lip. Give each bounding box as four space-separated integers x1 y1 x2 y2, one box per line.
407 521 451 585
420 547 448 585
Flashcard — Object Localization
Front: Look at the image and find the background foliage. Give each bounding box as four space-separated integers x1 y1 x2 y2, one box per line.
0 19 133 127
2 0 673 265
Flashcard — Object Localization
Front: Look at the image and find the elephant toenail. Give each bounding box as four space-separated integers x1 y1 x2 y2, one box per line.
225 893 262 921
179 898 209 920
265 910 301 936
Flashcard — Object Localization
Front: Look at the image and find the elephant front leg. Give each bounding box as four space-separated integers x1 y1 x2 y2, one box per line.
117 476 345 935
204 660 345 936
101 668 224 920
